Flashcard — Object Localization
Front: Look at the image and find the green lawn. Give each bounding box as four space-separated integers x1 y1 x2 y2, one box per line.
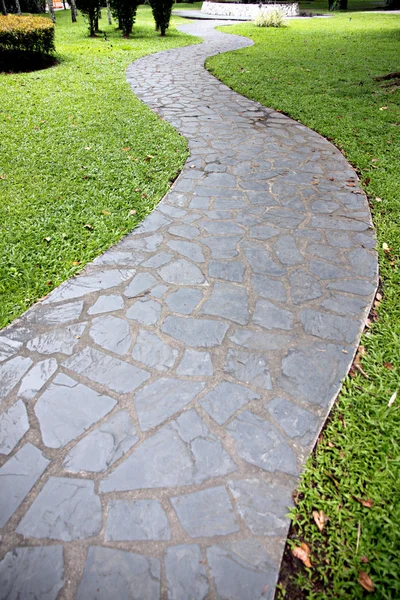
208 13 400 600
0 8 198 328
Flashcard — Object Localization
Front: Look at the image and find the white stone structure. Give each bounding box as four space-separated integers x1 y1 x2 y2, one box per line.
202 1 299 18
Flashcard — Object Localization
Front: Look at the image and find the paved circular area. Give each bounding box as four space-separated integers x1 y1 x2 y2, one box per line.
0 21 378 600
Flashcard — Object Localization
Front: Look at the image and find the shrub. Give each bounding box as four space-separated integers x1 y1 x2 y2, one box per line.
75 0 100 36
149 0 174 36
109 0 139 37
254 8 286 27
0 14 55 53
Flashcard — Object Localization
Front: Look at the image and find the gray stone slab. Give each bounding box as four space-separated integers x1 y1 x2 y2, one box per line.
132 210 170 234
89 315 131 355
300 309 360 343
88 294 124 315
171 486 239 538
150 283 169 298
25 301 84 326
249 224 280 240
203 172 237 187
0 443 49 527
176 349 213 376
228 478 293 536
141 251 173 268
311 215 369 231
326 279 376 296
158 259 205 286
201 282 249 325
198 220 244 236
26 323 86 356
241 241 286 276
224 348 272 390
169 224 200 239
93 250 145 267
126 297 162 325
123 233 163 252
17 477 102 541
253 299 294 331
0 356 33 402
202 236 241 258
0 400 29 455
100 409 236 492
134 378 205 431
251 274 287 302
321 293 368 316
200 381 259 425
162 316 229 348
167 240 205 263
227 411 298 476
43 269 134 303
208 260 245 283
265 397 319 445
0 546 64 600
274 234 304 266
165 288 203 315
263 207 305 229
106 499 171 541
347 247 377 279
309 259 349 280
77 547 160 600
230 328 292 351
64 347 149 394
124 272 157 298
63 410 138 473
165 544 209 600
289 270 323 304
18 358 58 401
132 329 178 372
0 337 22 363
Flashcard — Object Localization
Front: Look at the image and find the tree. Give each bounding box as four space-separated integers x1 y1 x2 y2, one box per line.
47 0 56 22
1 0 7 15
110 0 138 37
75 0 99 35
149 0 174 36
70 0 77 22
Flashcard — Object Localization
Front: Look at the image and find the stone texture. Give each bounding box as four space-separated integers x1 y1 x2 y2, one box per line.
176 349 214 376
230 328 292 351
165 288 203 314
26 300 84 325
88 294 124 315
126 297 161 325
208 260 245 283
200 381 259 425
77 547 160 600
158 259 205 285
106 499 171 541
0 443 49 527
224 348 272 390
89 315 132 355
290 270 323 304
17 477 102 541
241 241 286 276
134 378 205 431
171 486 239 537
251 274 286 302
27 323 86 355
165 544 209 600
124 272 157 298
0 356 33 401
0 400 29 455
132 329 178 372
202 235 241 258
0 546 64 600
44 269 134 303
162 316 229 347
18 358 58 401
201 282 249 325
0 336 22 362
265 397 319 445
167 240 205 262
64 347 149 394
253 299 294 331
274 234 304 266
300 309 360 343
63 410 138 473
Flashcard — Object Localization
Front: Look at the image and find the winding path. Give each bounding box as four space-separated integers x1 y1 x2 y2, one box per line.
0 21 378 600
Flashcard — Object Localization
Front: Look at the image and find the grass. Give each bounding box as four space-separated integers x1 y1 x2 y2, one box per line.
0 7 199 328
207 12 400 600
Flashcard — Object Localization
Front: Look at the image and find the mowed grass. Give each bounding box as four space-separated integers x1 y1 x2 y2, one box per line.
208 13 400 599
0 8 198 328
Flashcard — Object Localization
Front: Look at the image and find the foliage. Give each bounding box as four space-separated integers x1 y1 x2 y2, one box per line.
0 8 199 328
75 0 100 35
149 0 174 36
208 12 400 599
254 8 286 27
0 14 54 53
110 0 139 36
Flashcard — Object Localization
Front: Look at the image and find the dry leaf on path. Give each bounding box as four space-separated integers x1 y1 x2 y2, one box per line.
388 391 397 407
359 571 375 592
313 510 329 532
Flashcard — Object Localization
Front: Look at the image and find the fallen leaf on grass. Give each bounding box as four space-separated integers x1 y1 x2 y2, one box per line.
129 209 137 215
72 261 80 266
101 210 111 216
388 391 397 407
292 543 312 568
145 154 154 161
122 147 131 151
375 196 382 202
313 510 329 532
379 106 388 110
359 571 375 592
384 362 393 370
360 556 369 563
84 224 93 230
44 236 51 243
354 497 374 508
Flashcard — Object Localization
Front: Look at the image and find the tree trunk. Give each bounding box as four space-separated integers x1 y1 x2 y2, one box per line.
62 0 66 8
0 0 7 16
70 0 77 21
47 0 56 22
339 0 348 8
15 0 21 15
106 0 111 25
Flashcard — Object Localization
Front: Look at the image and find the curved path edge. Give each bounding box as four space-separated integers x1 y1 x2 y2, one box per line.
0 21 378 600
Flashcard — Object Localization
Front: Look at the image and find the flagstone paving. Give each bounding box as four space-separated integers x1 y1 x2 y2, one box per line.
0 20 378 600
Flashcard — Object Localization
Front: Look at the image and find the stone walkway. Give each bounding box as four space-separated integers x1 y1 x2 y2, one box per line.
0 21 378 600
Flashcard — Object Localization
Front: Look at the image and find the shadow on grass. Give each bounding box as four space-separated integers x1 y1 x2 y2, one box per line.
0 50 58 74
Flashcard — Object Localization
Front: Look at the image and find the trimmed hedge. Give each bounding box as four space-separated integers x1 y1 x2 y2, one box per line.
0 15 55 54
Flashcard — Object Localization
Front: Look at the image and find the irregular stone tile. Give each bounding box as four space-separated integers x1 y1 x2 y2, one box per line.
158 203 187 218
132 210 170 234
63 410 138 473
201 282 249 325
94 250 145 267
214 198 247 210
35 373 116 448
0 336 22 362
169 224 200 239
228 478 293 536
124 272 157 298
150 284 169 298
88 294 125 315
165 544 209 600
132 330 178 372
347 247 377 279
0 400 29 455
263 207 305 229
354 231 376 249
326 279 376 296
16 477 102 541
123 233 163 252
224 349 272 390
26 300 84 326
308 242 343 264
241 241 286 276
158 259 205 285
208 260 245 283
247 190 278 206
251 274 287 302
200 381 259 425
1 326 33 343
18 358 58 401
227 411 298 476
249 224 280 240
0 546 64 600
172 487 239 539
0 356 33 402
289 270 323 304
325 230 353 248
198 220 244 236
274 234 304 266
0 443 49 527
64 347 149 394
134 378 205 431
311 215 369 231
253 299 294 331
207 540 277 600
141 251 173 269
265 397 319 445
176 349 213 376
202 235 241 258
230 328 292 351
89 315 131 355
126 298 161 325
309 259 349 280
203 172 236 187
26 323 86 356
106 499 171 541
162 316 229 348
43 269 134 303
77 547 160 600
167 240 205 263
300 309 360 343
165 288 203 315
100 409 236 492
321 293 368 316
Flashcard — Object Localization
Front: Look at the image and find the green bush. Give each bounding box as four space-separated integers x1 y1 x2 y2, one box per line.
254 8 287 27
149 0 174 36
0 15 55 53
110 0 139 37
